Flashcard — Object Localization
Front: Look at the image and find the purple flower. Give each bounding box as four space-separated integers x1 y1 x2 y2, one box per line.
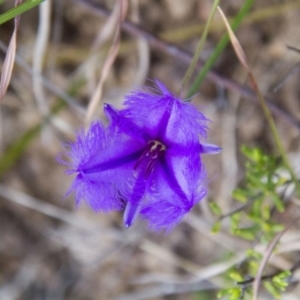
61 81 220 232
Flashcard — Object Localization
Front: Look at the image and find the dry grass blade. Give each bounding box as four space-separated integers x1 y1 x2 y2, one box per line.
130 0 149 86
217 5 300 197
217 8 268 103
217 6 249 72
0 0 22 102
85 1 120 94
92 0 120 51
0 31 17 100
85 0 128 125
0 183 94 230
252 220 299 300
0 40 85 114
140 239 201 275
33 0 51 115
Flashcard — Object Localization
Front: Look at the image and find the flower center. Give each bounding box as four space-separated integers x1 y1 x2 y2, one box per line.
147 140 166 158
134 140 166 178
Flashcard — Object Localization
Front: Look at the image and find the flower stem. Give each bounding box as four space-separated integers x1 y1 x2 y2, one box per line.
186 0 255 98
181 0 219 92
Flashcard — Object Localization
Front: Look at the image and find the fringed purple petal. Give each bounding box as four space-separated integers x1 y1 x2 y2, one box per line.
62 121 146 212
122 80 209 146
104 103 147 142
69 173 123 212
68 122 106 168
140 200 188 232
124 201 142 228
140 152 207 231
201 143 222 154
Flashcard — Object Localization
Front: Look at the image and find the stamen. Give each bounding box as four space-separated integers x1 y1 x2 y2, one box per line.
134 140 166 178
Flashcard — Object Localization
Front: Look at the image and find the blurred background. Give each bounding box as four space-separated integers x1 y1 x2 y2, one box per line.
1 0 300 299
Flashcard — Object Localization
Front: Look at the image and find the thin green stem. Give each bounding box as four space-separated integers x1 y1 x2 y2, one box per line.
186 0 255 98
0 78 84 177
181 0 219 92
251 75 300 197
0 0 44 26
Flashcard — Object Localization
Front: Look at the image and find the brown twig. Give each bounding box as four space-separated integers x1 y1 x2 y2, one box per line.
73 0 300 130
252 219 299 300
237 256 300 288
218 193 263 221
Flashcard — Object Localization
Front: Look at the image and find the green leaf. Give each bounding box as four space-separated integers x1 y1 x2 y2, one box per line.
262 204 271 220
270 223 285 233
228 271 243 282
246 249 263 260
228 288 242 300
232 189 247 203
252 196 265 217
233 227 257 241
273 280 288 291
271 193 285 212
241 145 263 162
230 213 241 230
263 281 281 299
209 202 222 216
275 271 291 279
272 271 291 291
217 288 241 300
217 289 229 299
248 260 259 276
211 221 221 234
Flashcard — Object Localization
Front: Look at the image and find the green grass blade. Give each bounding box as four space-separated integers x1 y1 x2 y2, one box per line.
0 80 84 177
181 0 220 91
187 0 255 98
0 0 44 26
0 101 65 176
